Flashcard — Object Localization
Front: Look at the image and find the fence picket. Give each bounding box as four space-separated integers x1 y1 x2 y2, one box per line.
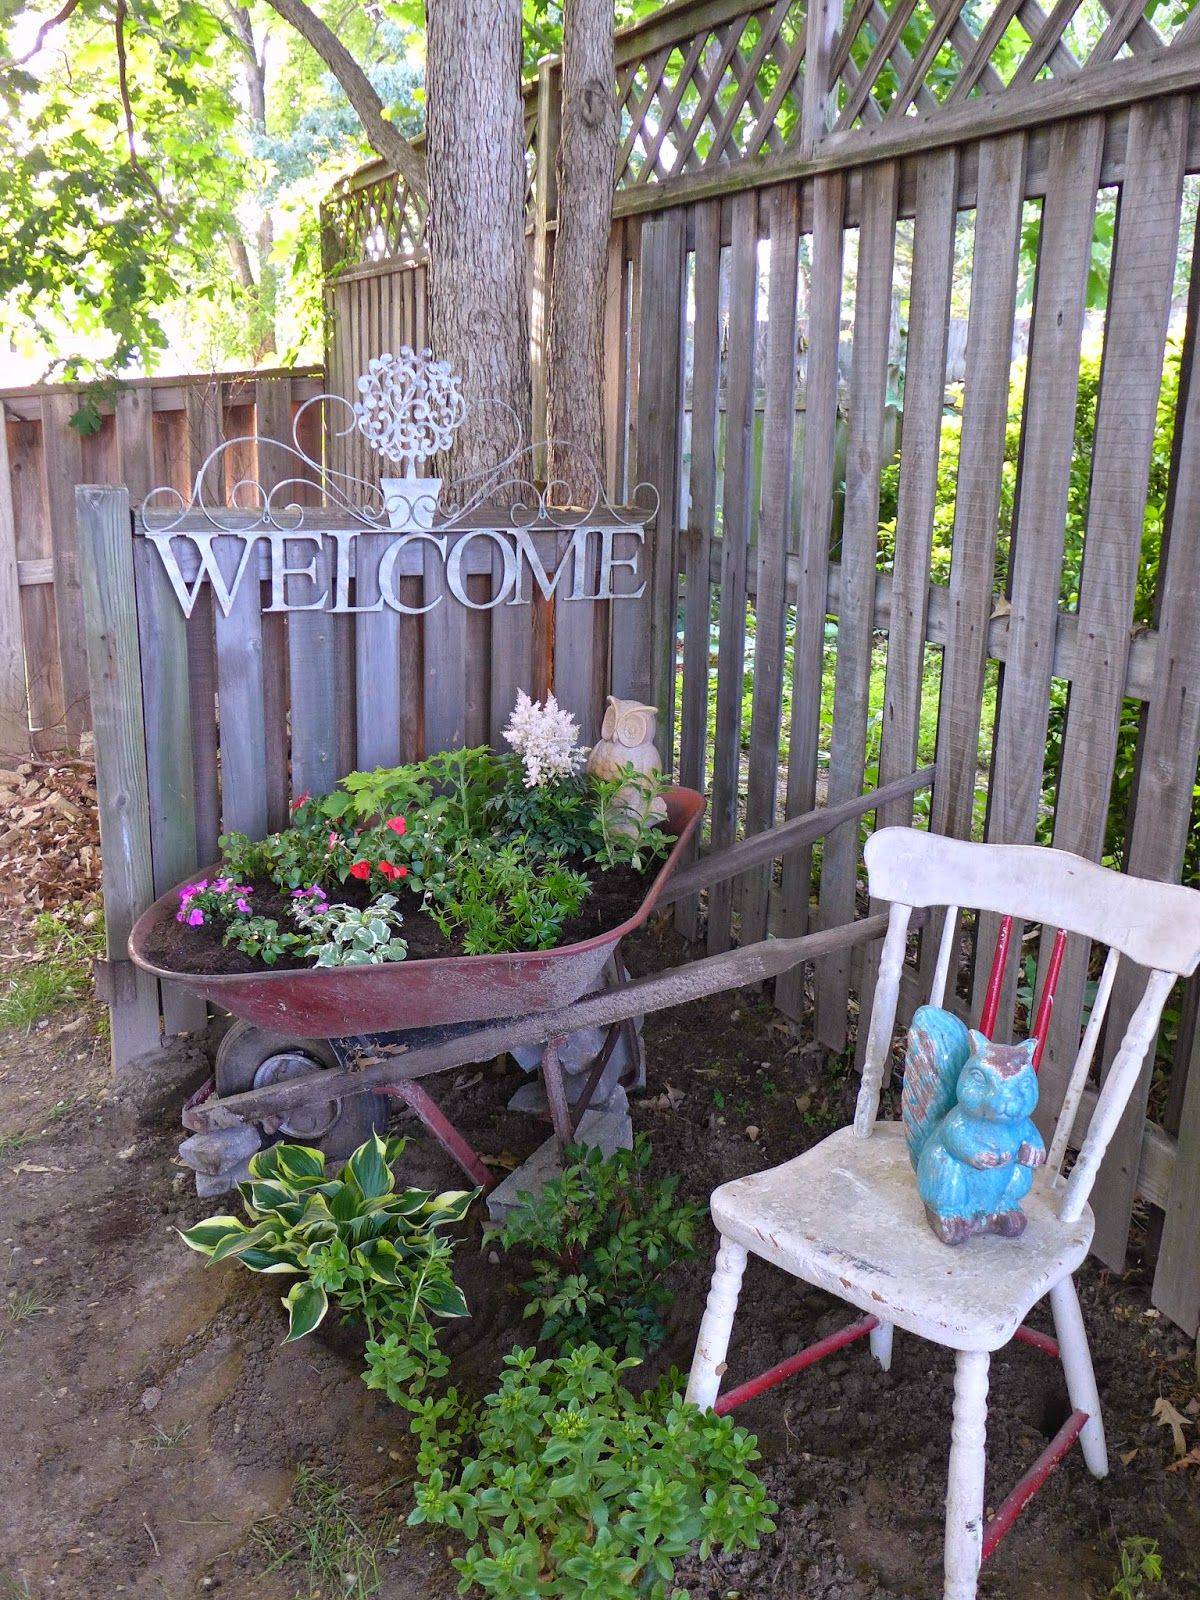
0 419 29 754
776 171 846 1021
707 189 760 955
184 385 224 860
39 393 90 746
740 183 801 946
814 160 899 1050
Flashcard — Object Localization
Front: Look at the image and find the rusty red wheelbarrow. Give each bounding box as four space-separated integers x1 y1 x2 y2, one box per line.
141 768 934 1195
130 789 706 1191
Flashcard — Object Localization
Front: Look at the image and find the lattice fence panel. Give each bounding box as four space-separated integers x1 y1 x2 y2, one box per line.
831 0 1189 129
615 0 808 187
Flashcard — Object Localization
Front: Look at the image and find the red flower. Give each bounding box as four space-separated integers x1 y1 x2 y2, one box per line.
291 792 311 811
377 861 409 882
348 860 371 880
386 815 407 836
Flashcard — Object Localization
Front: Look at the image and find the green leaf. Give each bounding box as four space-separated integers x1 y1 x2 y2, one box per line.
208 1218 284 1264
281 1279 328 1342
273 1143 327 1182
344 1132 394 1201
177 1216 245 1257
422 1278 470 1319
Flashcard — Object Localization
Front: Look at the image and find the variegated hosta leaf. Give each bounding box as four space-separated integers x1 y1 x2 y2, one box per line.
248 1143 326 1185
177 1216 246 1257
354 1237 405 1284
421 1190 479 1228
209 1217 288 1264
237 1248 303 1274
282 1279 328 1342
238 1180 309 1222
344 1131 395 1202
422 1277 470 1319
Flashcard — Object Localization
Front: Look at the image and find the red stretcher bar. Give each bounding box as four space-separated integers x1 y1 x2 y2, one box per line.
714 1316 879 1416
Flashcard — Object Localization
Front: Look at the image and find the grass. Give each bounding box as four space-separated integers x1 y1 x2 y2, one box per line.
146 1421 193 1450
248 1466 394 1600
6 1291 51 1324
0 905 102 1035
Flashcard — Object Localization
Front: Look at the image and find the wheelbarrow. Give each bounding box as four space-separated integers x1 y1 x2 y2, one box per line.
135 769 933 1193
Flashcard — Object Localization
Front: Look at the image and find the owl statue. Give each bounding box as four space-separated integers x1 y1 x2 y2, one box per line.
585 696 668 833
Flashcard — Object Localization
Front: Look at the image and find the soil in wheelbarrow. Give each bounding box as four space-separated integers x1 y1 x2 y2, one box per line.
138 860 651 974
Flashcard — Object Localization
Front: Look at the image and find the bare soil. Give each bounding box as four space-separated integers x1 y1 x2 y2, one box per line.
138 862 651 974
1 907 1198 1599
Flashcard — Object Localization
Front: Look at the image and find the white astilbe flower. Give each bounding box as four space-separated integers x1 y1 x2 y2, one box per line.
502 690 585 788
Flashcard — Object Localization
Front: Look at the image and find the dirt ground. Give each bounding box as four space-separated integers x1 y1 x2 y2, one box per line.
1 907 1198 1600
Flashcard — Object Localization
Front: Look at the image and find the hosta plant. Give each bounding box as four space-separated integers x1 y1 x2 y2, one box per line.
410 1343 776 1600
179 1134 477 1397
499 1136 704 1355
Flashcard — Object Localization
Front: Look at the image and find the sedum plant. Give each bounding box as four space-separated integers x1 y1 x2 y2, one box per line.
499 1137 704 1355
428 838 590 954
179 1135 477 1397
410 1343 776 1600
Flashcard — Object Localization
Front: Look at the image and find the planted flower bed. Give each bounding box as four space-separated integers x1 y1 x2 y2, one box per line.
138 694 678 979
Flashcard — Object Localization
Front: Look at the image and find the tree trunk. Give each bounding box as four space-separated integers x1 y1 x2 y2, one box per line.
546 0 617 505
426 0 531 485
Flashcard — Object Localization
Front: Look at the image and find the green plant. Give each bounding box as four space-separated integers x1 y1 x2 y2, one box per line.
1110 1536 1164 1599
587 767 674 874
500 1137 704 1355
0 903 102 1033
410 1344 776 1600
6 1290 50 1324
429 838 590 955
221 913 300 967
249 1465 394 1600
485 753 597 855
179 1134 476 1398
291 893 409 967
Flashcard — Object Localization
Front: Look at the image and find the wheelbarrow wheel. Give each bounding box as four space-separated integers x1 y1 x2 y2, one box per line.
214 1020 387 1161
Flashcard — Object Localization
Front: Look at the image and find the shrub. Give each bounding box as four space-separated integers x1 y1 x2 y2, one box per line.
179 1134 477 1398
410 1343 776 1600
499 1137 704 1355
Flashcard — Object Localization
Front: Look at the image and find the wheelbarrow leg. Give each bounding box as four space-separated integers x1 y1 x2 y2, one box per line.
540 1036 574 1153
383 1080 496 1193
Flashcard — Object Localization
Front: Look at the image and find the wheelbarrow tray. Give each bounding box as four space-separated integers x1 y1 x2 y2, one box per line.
129 787 705 1037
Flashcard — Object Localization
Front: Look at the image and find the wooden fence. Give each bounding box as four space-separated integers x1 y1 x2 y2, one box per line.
0 368 324 756
320 0 1200 1336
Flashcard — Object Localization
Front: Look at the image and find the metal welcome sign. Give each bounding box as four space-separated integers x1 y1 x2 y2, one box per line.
140 349 653 618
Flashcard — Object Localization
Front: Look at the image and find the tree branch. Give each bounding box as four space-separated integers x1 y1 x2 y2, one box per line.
5 0 82 66
227 228 256 289
257 0 427 196
114 0 170 212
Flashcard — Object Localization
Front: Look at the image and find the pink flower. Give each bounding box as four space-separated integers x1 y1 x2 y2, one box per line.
327 832 340 850
235 898 251 914
186 908 205 928
386 816 407 836
349 860 371 881
292 792 311 811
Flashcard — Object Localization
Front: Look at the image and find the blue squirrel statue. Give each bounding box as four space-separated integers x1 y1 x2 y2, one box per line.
902 1006 1047 1246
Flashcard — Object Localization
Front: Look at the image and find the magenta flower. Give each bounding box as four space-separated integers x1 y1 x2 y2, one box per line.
186 908 204 927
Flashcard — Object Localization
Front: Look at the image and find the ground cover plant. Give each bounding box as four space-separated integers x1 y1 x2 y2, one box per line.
180 1133 477 1400
153 693 673 973
500 1136 705 1355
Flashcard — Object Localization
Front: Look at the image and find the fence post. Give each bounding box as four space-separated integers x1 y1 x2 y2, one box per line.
530 54 562 476
800 0 841 157
76 484 162 1070
0 417 29 755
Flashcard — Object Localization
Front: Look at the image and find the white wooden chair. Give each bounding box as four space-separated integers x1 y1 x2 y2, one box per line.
686 827 1200 1600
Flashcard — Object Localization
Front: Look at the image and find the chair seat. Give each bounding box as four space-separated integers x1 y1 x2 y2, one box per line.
711 1122 1094 1352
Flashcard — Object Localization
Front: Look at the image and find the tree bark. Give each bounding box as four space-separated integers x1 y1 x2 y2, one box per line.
426 0 531 484
257 0 427 198
546 0 617 505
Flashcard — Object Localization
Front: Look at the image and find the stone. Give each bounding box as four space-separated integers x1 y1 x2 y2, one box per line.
484 1093 633 1224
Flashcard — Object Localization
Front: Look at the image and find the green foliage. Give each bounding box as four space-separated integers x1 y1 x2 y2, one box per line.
484 753 597 854
221 912 297 967
428 837 591 955
1110 1536 1163 1600
500 1137 704 1356
409 1343 776 1600
587 767 674 874
179 1134 476 1397
291 892 408 966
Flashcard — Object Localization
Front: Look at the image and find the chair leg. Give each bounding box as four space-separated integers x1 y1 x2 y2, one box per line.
685 1236 747 1411
869 1319 894 1372
1049 1275 1108 1478
944 1349 989 1600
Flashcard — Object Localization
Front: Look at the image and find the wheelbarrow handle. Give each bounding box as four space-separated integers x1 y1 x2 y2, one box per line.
659 766 935 907
186 909 918 1134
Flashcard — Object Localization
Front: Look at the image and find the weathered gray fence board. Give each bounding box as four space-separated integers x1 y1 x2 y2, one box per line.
422 535 469 754
77 486 162 1066
776 171 846 1021
287 535 341 797
40 394 90 746
0 420 28 754
1154 1000 1200 1334
814 159 899 1048
707 190 760 955
214 534 269 840
354 529 405 770
255 376 295 833
972 115 1104 1038
184 387 223 861
740 182 801 946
